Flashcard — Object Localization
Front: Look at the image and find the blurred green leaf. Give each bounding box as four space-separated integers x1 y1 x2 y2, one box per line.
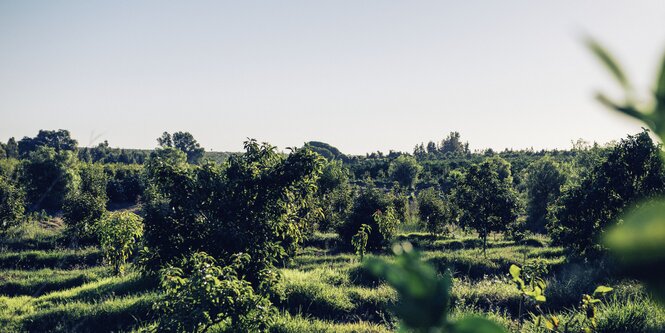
593 286 613 296
452 317 507 333
657 53 665 106
586 38 631 90
604 199 665 302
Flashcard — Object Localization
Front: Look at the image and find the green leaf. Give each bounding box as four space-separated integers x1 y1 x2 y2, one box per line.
535 295 546 303
593 286 613 295
509 264 521 280
452 316 507 333
586 38 630 90
656 52 665 103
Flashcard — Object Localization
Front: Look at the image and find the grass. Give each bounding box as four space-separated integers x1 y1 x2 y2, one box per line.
0 225 662 332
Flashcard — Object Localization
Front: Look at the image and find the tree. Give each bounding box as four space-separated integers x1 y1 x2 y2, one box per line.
523 156 566 233
157 131 205 164
17 129 77 157
5 138 19 159
143 140 323 295
158 252 273 332
440 131 469 155
0 175 24 232
19 146 77 212
96 211 143 275
338 184 399 251
316 160 353 232
548 130 665 256
454 157 519 254
63 163 108 242
388 155 422 189
417 188 452 236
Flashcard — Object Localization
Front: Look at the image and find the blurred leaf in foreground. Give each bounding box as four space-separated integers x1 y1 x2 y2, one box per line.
604 200 665 302
365 242 506 333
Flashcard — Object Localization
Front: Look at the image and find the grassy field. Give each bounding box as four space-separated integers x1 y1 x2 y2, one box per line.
0 223 663 332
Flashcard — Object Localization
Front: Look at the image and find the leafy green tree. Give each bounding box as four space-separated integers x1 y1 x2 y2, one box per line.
158 252 273 333
96 211 143 275
548 130 665 256
388 155 422 189
454 157 519 254
19 146 78 212
63 164 108 242
439 131 470 155
316 160 353 231
0 175 24 232
523 156 566 233
157 131 205 164
5 138 19 159
17 129 77 158
143 140 323 294
338 184 399 251
417 188 452 236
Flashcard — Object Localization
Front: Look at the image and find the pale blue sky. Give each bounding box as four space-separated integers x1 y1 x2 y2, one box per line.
1 1 664 154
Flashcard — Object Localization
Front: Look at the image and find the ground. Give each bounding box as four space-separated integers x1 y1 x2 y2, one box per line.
0 220 663 332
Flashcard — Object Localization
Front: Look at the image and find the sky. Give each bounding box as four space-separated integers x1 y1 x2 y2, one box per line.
1 1 665 155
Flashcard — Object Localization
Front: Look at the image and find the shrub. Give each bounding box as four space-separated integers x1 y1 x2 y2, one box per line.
417 188 452 236
338 185 399 252
19 147 77 212
0 175 24 232
63 192 106 242
96 211 143 275
157 252 274 332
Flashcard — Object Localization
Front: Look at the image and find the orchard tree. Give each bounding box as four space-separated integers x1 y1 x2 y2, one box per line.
454 157 519 254
18 129 77 157
316 160 354 232
96 211 143 275
19 146 78 212
417 188 452 236
63 163 108 242
157 131 205 164
5 138 19 159
439 131 470 155
388 155 422 189
548 130 665 256
338 184 399 251
0 175 24 232
143 140 323 294
523 156 566 233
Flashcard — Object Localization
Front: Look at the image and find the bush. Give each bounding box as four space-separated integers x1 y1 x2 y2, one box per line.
157 252 274 332
96 211 143 275
63 192 106 242
417 188 452 236
104 164 144 204
337 185 399 252
0 175 24 232
19 147 77 212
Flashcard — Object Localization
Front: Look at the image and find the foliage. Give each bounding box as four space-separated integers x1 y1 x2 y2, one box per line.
143 140 323 294
523 156 566 233
157 131 205 164
17 129 77 158
388 155 422 189
587 39 665 304
417 188 452 236
338 185 399 252
0 175 25 232
157 251 273 333
547 130 665 257
365 242 506 333
510 263 614 332
351 224 372 260
96 211 143 275
63 163 108 242
104 163 144 204
454 157 520 254
316 161 354 232
19 146 78 212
